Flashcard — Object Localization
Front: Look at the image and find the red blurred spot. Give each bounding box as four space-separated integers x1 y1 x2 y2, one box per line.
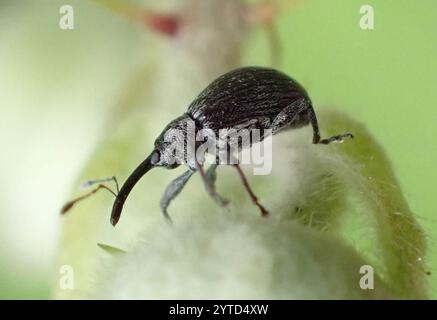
143 13 181 37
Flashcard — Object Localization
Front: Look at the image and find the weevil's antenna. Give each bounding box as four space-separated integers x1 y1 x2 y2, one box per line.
61 177 119 215
110 152 156 226
81 176 120 194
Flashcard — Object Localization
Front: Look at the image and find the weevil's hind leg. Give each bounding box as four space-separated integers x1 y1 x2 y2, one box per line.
160 169 195 222
195 160 229 207
271 98 353 144
309 106 354 144
230 159 269 217
317 133 354 144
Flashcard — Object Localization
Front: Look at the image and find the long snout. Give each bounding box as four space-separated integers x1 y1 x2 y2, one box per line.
110 153 156 226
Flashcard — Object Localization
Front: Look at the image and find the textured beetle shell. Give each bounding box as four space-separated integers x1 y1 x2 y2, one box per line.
187 66 313 133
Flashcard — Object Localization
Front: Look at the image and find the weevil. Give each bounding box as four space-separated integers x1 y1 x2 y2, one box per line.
62 66 353 226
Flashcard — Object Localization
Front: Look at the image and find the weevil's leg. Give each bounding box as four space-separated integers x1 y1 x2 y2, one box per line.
309 106 354 144
160 169 195 222
205 163 219 188
317 133 354 144
205 163 218 188
204 163 230 205
195 159 229 207
230 158 269 217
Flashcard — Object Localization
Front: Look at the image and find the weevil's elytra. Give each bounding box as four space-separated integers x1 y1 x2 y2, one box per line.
187 67 312 132
61 66 353 225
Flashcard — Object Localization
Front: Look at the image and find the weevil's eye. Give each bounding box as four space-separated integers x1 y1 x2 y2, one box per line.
150 150 160 165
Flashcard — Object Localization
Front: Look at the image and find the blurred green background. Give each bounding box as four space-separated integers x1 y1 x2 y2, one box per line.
0 0 436 299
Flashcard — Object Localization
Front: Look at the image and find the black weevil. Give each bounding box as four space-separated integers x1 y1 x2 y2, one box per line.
62 66 353 225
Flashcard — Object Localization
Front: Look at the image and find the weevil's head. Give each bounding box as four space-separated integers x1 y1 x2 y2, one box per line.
110 114 197 226
152 114 198 170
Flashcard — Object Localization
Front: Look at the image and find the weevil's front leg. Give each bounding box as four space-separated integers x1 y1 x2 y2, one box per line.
195 160 229 207
160 169 195 222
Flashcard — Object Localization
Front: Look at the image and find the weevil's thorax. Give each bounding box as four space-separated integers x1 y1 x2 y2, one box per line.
153 114 199 170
